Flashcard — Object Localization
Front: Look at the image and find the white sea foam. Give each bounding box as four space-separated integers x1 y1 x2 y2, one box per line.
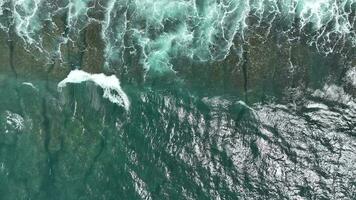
306 103 329 110
58 70 130 111
22 82 39 91
237 100 255 111
1 0 352 72
5 111 25 132
346 68 356 87
313 84 354 106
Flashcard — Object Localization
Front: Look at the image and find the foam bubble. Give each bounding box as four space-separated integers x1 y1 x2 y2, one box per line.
58 69 130 111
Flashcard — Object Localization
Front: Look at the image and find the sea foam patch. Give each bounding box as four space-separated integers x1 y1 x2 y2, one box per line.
346 68 356 87
58 70 130 111
4 111 25 132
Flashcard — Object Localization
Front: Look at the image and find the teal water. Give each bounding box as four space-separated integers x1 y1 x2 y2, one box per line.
1 72 355 199
0 0 355 199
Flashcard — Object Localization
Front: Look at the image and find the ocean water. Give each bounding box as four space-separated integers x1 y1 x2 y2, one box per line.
0 0 355 199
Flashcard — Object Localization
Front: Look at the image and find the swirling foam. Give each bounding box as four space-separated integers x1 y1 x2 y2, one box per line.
0 0 354 71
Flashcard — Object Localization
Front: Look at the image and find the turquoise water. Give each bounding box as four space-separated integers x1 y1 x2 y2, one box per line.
1 72 355 199
0 0 355 199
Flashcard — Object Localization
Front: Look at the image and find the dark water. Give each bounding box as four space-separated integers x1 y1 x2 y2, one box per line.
0 73 355 199
0 0 356 199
